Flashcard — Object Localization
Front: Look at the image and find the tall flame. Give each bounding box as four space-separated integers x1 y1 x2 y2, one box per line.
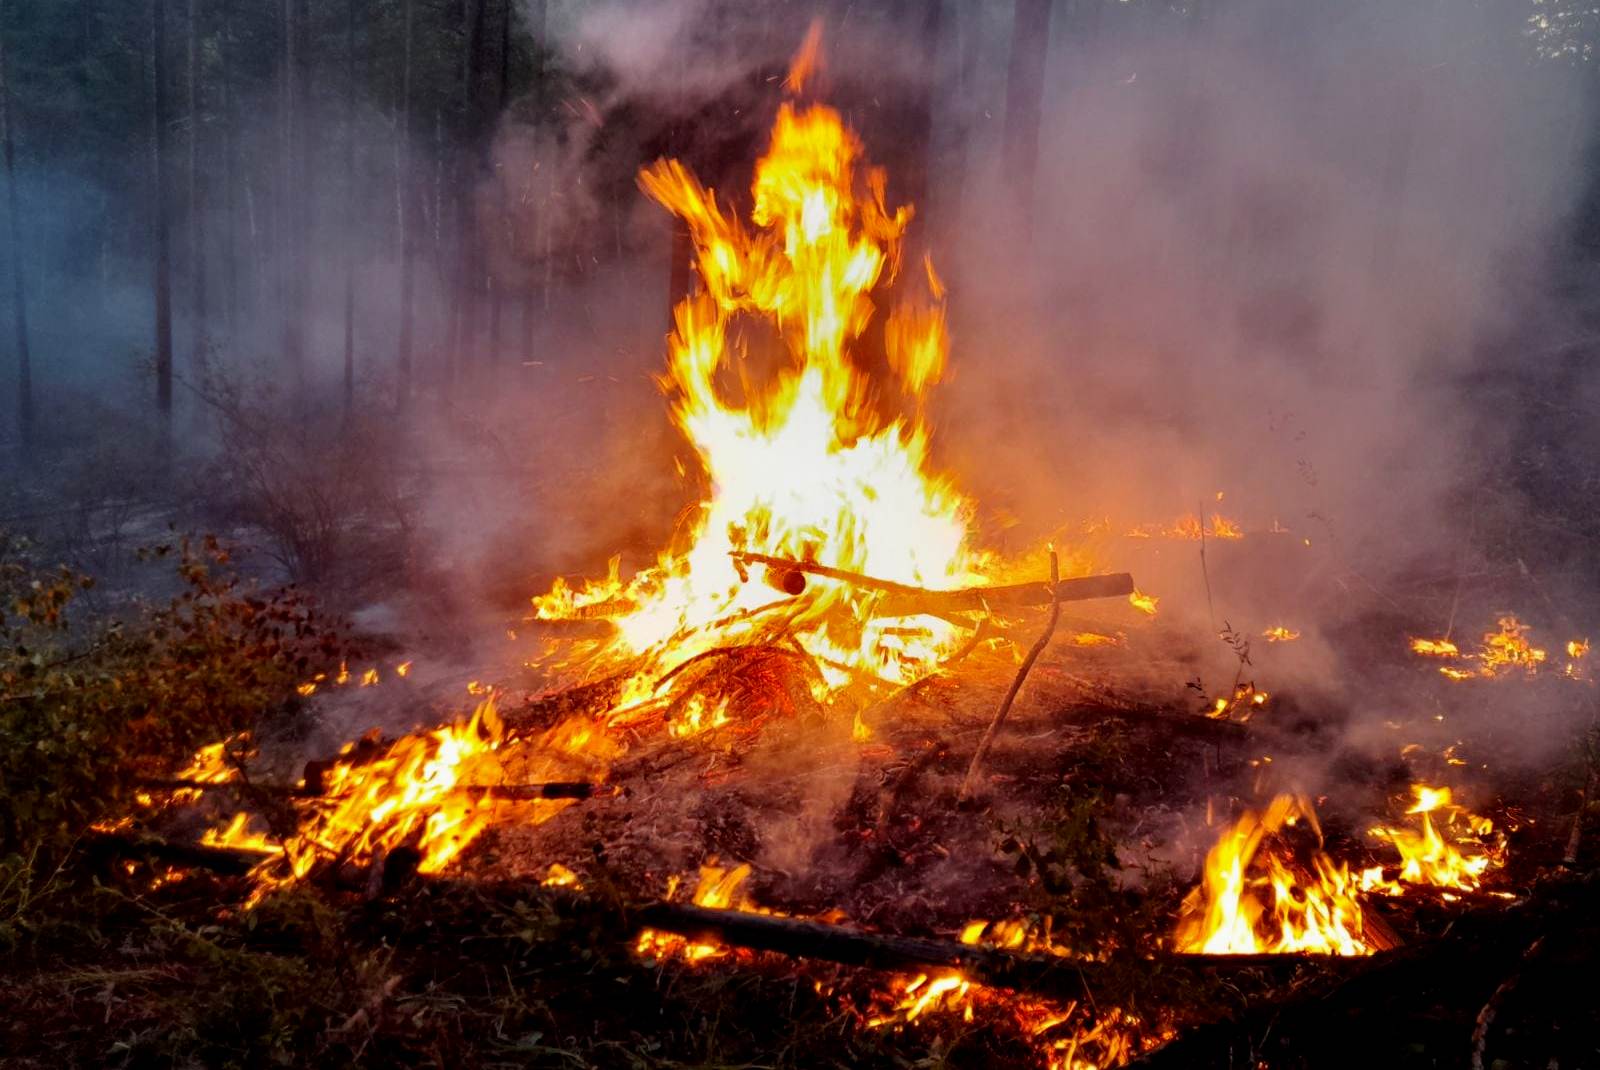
534 71 981 705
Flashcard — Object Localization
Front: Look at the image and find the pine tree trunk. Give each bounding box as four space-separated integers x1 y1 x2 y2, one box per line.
187 0 206 375
452 0 487 379
520 0 546 363
152 0 174 421
1002 0 1053 225
0 0 33 450
219 8 238 337
279 0 304 398
395 0 414 409
487 0 509 363
343 0 358 417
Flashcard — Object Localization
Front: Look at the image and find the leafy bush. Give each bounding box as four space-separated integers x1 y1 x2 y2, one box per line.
0 532 348 860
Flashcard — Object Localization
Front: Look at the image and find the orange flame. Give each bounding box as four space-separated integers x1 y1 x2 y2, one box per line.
1361 784 1504 894
636 861 768 962
1176 795 1372 956
533 63 986 708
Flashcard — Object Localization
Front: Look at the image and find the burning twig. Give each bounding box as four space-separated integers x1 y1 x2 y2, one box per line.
958 551 1061 803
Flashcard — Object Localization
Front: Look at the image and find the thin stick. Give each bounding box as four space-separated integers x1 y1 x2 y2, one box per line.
958 551 1060 803
1198 500 1215 634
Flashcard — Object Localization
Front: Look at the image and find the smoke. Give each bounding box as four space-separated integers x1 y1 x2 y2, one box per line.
5 0 1595 804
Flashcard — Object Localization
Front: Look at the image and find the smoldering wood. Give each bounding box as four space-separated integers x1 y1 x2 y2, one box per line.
633 901 1362 1003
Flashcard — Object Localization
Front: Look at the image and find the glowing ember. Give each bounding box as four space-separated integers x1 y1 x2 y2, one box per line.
1176 795 1373 956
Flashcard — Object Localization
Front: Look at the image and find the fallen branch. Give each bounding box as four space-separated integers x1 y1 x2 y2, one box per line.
958 550 1061 802
633 901 1351 1003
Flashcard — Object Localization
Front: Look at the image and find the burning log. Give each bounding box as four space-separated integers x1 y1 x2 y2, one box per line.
634 901 1358 1003
729 551 1135 618
137 778 602 802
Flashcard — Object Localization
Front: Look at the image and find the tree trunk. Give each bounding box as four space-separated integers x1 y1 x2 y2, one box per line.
887 0 943 227
152 0 174 422
487 0 510 364
1002 0 1053 226
279 0 304 398
520 0 547 363
944 0 984 234
395 0 414 409
447 0 487 381
187 0 206 377
219 6 239 338
0 0 33 450
343 0 359 418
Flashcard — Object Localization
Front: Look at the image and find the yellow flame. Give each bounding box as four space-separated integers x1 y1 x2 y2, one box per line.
533 75 987 709
1176 795 1372 956
1128 589 1159 616
1363 783 1503 894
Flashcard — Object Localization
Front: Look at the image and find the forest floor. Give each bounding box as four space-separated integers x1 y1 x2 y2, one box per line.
4 535 1598 1069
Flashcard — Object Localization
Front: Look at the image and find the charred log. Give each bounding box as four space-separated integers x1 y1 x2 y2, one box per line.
634 901 1357 1004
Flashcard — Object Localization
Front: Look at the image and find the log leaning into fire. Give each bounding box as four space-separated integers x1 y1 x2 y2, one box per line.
727 551 1135 617
634 901 1362 1003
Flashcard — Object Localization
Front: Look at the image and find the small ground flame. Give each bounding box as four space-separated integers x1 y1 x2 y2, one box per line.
1176 795 1373 956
